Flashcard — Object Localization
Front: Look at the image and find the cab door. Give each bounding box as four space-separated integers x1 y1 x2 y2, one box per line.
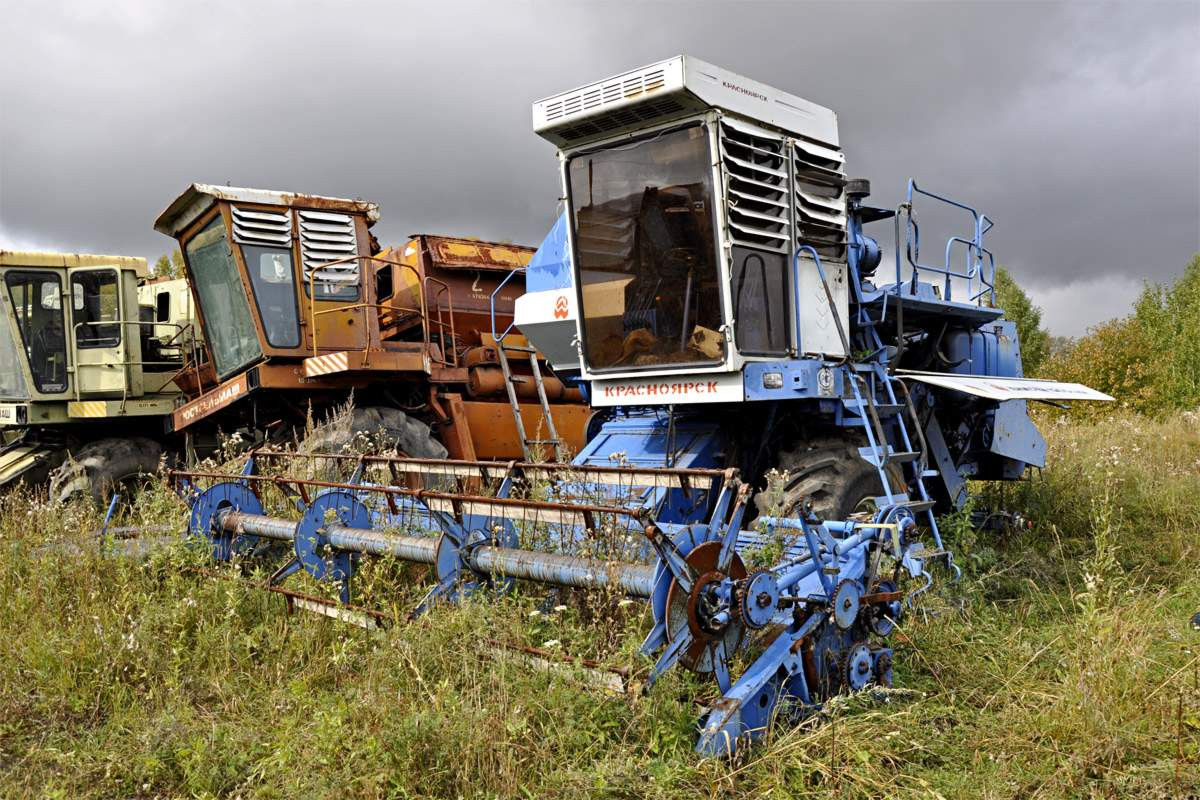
68 267 130 396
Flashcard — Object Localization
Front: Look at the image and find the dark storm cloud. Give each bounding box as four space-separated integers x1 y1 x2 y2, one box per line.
1 0 1196 334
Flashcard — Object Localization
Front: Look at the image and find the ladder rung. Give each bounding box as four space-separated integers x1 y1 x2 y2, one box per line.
857 446 922 464
844 400 903 416
500 344 538 354
524 439 563 446
895 499 936 513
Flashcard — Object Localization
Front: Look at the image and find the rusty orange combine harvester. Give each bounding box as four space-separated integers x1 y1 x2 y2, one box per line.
153 184 589 460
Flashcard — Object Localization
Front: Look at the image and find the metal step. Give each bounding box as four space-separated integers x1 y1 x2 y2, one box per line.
499 344 538 354
857 446 922 465
873 496 936 514
843 400 903 416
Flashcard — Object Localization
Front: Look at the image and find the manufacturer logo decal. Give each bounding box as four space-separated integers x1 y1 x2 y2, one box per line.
553 295 569 320
721 80 768 102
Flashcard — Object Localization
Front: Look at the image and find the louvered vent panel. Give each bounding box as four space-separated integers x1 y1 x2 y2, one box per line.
543 67 669 122
554 97 687 144
231 206 291 246
792 138 848 259
719 121 790 252
298 210 359 285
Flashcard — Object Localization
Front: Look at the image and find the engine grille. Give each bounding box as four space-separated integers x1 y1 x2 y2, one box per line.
719 121 790 253
718 120 847 260
792 138 847 259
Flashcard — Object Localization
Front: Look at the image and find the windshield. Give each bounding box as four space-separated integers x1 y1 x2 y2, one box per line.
185 215 263 378
568 125 725 371
5 272 67 393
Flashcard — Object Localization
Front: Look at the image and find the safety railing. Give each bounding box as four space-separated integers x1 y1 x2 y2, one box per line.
69 319 202 405
303 255 459 368
489 266 525 342
898 179 996 305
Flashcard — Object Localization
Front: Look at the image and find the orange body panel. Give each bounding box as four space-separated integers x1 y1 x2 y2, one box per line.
457 400 591 461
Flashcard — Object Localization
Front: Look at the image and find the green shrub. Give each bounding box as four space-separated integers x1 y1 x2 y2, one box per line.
1045 254 1200 417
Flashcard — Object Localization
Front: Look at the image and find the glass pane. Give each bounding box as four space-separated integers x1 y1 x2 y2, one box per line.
731 246 790 356
5 272 68 393
185 216 263 378
71 270 122 349
0 302 29 400
569 125 724 370
242 245 300 348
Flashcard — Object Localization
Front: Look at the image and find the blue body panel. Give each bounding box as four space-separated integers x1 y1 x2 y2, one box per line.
525 213 573 293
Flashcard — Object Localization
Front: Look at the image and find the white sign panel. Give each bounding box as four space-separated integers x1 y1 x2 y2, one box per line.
898 371 1114 402
591 372 743 407
513 288 577 371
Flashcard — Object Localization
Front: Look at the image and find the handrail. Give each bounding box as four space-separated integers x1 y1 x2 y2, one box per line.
422 276 457 367
900 179 996 305
304 255 430 356
69 319 201 405
302 254 460 368
792 245 850 361
490 266 525 342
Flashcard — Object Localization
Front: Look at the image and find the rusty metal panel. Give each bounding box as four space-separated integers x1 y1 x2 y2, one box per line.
423 236 535 272
173 372 251 429
459 400 591 460
155 184 379 238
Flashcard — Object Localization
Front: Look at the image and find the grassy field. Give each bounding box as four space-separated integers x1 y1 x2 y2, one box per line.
0 412 1197 799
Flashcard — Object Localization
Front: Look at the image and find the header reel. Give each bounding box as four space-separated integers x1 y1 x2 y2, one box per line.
173 450 940 756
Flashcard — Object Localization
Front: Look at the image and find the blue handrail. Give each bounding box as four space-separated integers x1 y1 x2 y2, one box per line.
489 267 526 342
899 179 996 305
792 244 850 359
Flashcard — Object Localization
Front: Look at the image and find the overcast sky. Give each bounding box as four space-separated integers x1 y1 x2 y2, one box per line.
1 0 1197 335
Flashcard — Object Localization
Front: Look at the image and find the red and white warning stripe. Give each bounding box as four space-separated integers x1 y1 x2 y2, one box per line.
304 351 351 377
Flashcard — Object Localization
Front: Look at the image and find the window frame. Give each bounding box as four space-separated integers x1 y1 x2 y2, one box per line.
564 121 729 375
70 268 123 350
4 270 69 394
240 243 302 349
180 209 265 379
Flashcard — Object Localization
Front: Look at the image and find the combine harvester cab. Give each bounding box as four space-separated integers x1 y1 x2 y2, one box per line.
0 251 201 500
170 57 1111 757
153 185 589 461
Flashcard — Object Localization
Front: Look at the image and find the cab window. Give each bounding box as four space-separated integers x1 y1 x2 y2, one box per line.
71 270 121 348
5 271 68 393
243 245 301 348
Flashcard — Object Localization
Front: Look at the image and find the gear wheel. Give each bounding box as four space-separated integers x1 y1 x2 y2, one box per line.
844 642 874 691
875 650 893 685
832 579 862 630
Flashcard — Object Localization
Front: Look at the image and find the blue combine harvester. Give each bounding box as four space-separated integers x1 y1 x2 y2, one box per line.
174 56 1110 756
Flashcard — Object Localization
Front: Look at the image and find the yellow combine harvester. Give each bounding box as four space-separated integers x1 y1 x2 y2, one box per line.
0 251 201 502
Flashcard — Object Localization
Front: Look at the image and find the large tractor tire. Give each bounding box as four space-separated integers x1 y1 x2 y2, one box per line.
302 406 447 459
759 434 901 522
50 437 164 506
